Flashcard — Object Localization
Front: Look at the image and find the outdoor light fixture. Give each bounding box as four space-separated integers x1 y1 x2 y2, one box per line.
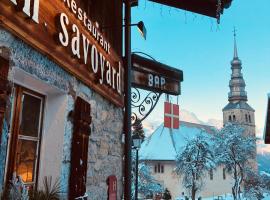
101 21 146 40
136 21 147 40
126 21 147 40
132 133 142 149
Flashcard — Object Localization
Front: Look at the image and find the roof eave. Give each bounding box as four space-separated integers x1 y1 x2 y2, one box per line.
148 0 233 19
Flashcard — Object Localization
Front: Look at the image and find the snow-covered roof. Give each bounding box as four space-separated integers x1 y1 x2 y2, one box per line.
139 121 215 161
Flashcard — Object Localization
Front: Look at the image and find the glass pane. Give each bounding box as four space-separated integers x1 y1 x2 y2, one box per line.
15 139 37 183
20 93 42 137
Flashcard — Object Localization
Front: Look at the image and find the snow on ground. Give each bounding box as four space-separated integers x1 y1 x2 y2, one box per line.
202 193 270 200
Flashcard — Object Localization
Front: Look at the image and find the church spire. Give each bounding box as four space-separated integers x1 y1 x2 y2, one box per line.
233 27 238 59
228 28 248 103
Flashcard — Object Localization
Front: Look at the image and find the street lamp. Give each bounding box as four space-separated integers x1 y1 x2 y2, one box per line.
132 132 142 200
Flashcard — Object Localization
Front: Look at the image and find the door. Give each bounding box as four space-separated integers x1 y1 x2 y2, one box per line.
6 86 44 188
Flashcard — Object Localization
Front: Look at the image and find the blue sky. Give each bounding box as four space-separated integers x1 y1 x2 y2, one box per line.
131 0 270 134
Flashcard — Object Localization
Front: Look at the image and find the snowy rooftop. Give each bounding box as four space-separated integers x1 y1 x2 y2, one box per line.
139 121 215 161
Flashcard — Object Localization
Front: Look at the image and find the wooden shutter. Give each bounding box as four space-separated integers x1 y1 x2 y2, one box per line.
0 56 11 144
69 97 91 200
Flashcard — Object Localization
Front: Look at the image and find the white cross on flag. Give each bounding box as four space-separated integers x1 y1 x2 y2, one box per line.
164 101 180 129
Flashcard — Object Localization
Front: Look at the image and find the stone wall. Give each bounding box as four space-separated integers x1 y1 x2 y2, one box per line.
0 28 124 199
223 108 256 136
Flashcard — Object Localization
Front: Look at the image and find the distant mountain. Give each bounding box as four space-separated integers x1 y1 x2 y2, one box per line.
179 109 204 124
257 152 270 175
206 119 223 129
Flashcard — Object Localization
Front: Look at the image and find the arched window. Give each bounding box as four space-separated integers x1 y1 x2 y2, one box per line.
229 115 232 121
245 114 248 122
233 115 236 121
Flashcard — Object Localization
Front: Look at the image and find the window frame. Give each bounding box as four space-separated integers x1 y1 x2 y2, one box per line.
6 86 45 188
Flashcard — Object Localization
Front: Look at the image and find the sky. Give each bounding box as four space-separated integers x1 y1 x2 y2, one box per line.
130 0 270 137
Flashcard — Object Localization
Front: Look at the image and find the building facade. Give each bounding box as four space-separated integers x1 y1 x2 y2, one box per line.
0 1 124 199
139 122 233 199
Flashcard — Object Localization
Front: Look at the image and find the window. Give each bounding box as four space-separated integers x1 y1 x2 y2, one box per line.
245 114 248 122
249 115 251 123
161 165 164 173
7 86 44 187
233 115 236 121
223 168 226 180
154 163 164 173
209 169 213 180
229 115 232 121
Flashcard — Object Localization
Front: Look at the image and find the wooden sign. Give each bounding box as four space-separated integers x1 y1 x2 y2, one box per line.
107 175 117 200
131 54 183 95
0 0 124 107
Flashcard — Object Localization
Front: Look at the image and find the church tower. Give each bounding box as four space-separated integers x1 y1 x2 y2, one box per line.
222 30 256 136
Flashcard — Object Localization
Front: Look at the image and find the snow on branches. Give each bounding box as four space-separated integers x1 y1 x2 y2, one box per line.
175 134 215 200
214 123 256 200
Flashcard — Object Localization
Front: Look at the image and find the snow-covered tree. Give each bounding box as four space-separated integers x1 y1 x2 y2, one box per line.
243 168 265 200
137 162 163 197
131 152 163 199
214 123 256 200
175 134 215 200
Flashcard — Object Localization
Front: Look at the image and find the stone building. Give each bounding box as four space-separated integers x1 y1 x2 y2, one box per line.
0 0 124 199
222 33 256 137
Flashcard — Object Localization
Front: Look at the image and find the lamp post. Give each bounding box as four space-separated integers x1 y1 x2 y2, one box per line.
132 133 142 200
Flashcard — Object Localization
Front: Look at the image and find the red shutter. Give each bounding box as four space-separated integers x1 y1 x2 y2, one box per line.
0 56 11 144
69 97 91 200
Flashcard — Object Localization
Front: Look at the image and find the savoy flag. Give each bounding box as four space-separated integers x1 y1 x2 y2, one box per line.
164 101 179 129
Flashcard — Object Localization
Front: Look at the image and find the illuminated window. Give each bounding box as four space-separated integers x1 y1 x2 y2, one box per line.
7 86 44 186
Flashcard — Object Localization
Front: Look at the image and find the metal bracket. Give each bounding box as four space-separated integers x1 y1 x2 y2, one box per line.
131 87 162 125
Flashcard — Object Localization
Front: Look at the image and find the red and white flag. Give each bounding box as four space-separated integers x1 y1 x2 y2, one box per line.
164 102 180 129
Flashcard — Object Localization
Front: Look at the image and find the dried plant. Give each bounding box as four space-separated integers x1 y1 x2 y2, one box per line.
30 176 61 200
